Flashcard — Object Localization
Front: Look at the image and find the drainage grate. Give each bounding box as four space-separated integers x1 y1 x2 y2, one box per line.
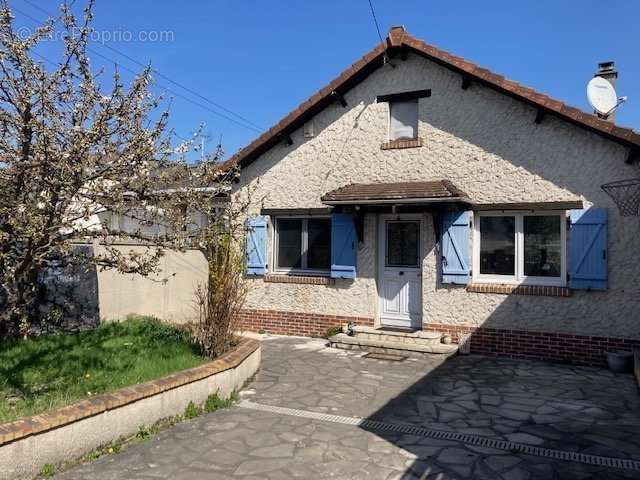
362 352 407 362
239 400 640 472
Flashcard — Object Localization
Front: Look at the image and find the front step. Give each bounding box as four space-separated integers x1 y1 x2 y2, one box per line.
329 327 458 358
350 325 443 346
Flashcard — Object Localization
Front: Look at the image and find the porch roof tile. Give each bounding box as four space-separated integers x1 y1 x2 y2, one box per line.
321 180 469 204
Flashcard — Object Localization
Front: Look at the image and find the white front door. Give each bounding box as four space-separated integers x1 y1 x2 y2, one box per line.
378 215 423 328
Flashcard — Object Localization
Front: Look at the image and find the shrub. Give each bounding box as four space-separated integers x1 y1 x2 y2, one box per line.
183 401 199 419
194 228 248 359
204 391 236 413
324 326 343 338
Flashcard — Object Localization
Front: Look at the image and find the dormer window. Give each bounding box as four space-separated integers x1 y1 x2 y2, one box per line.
389 100 418 140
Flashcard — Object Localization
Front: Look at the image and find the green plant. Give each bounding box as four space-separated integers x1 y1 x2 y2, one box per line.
108 442 122 455
135 425 151 441
35 414 187 478
40 464 56 477
183 401 200 419
194 220 249 359
257 329 266 334
324 326 343 338
204 391 237 413
0 317 207 423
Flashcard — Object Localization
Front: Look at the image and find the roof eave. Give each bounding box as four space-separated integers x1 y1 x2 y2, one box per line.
406 44 639 151
321 196 472 206
224 27 640 172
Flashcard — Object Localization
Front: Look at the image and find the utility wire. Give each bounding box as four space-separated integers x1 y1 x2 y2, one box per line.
15 1 263 134
25 42 193 146
23 0 263 132
366 0 393 68
366 0 385 47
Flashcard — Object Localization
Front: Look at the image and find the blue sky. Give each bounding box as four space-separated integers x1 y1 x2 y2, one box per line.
11 0 640 160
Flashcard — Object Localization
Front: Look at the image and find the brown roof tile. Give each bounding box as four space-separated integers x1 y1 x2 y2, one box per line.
321 180 469 204
222 26 639 172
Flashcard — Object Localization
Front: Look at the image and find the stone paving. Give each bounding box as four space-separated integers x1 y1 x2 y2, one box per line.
58 335 640 479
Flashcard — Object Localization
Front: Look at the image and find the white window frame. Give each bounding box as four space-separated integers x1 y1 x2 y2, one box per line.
388 99 419 141
272 216 331 275
472 211 567 287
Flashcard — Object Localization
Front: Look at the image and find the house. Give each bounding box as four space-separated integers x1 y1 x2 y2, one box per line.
229 26 640 365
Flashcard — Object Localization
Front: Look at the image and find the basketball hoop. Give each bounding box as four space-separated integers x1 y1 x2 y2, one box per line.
601 178 640 216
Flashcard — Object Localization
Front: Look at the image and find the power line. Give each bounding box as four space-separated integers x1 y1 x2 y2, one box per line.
366 0 385 46
14 1 263 134
23 0 263 132
14 41 194 147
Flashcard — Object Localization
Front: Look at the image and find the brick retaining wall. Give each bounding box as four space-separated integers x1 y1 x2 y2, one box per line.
425 323 640 367
237 309 640 366
238 309 374 337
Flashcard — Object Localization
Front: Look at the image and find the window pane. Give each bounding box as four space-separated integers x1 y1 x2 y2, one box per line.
480 216 515 275
524 216 561 277
277 219 302 269
390 100 418 140
386 222 419 266
307 219 331 270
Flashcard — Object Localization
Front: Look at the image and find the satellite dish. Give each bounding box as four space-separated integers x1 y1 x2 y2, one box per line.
587 76 618 116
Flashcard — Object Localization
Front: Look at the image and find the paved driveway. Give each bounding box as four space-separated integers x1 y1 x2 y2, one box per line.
59 335 640 479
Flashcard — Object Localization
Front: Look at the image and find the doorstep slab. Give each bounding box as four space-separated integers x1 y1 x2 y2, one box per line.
329 333 458 357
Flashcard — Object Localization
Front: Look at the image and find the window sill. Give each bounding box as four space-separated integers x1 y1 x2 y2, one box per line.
264 273 334 286
381 138 423 150
467 283 571 297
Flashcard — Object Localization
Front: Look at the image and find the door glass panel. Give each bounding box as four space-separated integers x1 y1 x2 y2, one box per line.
524 216 561 277
479 216 515 275
386 221 419 267
277 218 302 269
307 218 331 270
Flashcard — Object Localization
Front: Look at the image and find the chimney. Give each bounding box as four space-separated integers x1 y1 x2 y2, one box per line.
594 61 618 122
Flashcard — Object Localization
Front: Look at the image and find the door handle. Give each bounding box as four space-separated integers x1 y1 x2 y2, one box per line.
399 271 404 276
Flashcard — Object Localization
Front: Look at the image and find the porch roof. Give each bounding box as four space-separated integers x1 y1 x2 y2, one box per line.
321 180 470 205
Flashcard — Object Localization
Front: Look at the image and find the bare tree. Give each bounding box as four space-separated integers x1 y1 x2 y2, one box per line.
0 1 238 335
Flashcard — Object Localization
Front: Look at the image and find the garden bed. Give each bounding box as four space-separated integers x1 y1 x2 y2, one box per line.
0 318 261 480
0 317 207 423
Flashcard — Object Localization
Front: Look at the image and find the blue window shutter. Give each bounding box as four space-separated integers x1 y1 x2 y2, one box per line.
245 215 268 275
441 211 471 284
569 208 607 290
331 213 357 279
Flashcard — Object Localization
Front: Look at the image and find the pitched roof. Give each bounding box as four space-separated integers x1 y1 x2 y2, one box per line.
321 180 469 205
222 26 640 171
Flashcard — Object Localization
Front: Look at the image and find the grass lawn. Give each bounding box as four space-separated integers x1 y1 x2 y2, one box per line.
0 317 208 423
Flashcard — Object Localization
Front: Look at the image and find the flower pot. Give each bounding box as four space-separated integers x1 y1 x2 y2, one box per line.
606 351 634 374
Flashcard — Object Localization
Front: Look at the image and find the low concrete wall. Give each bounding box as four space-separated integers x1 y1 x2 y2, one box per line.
95 244 208 323
0 338 260 480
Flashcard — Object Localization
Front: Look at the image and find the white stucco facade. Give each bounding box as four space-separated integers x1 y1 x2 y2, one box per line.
232 52 640 339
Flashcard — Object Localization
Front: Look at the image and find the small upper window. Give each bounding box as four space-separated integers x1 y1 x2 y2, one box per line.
389 100 418 141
